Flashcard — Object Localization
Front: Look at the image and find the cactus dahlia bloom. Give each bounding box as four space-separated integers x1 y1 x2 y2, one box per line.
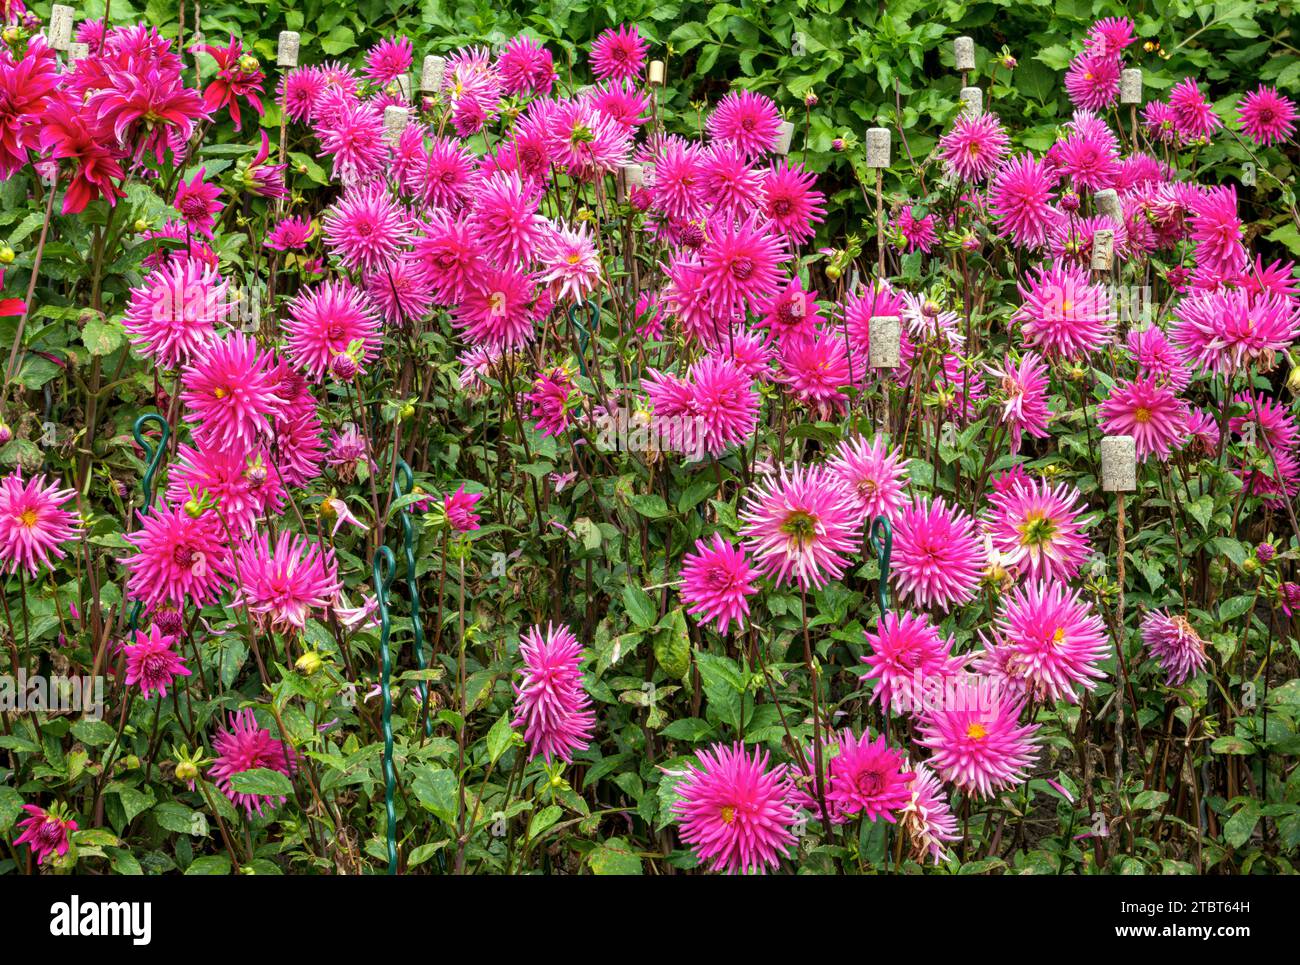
122 258 228 370
1140 609 1209 687
707 90 782 158
986 351 1053 454
525 367 577 438
988 154 1058 250
588 24 648 82
890 497 986 612
1064 49 1121 111
1128 325 1191 392
1099 375 1190 462
284 279 382 382
696 215 787 318
1013 261 1113 360
497 35 555 96
123 624 191 699
777 325 852 420
443 486 483 533
1168 78 1222 142
1237 85 1298 147
363 35 413 86
680 533 759 635
936 112 1009 182
121 505 234 608
983 477 1092 584
739 464 859 590
0 471 79 577
321 183 412 274
1171 288 1298 377
181 332 284 451
452 265 539 352
166 443 284 536
210 709 298 816
916 681 1041 798
672 742 797 874
978 580 1110 704
901 763 959 864
826 435 910 524
14 804 77 866
233 532 340 634
820 730 914 823
762 160 826 244
861 611 964 714
512 622 595 763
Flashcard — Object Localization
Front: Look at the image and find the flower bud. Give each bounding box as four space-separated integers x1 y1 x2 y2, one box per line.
0 422 11 445
175 760 199 783
295 651 324 675
1256 542 1276 563
0 245 14 264
400 402 415 421
1242 556 1260 575
183 498 203 518
831 137 845 152
331 353 358 381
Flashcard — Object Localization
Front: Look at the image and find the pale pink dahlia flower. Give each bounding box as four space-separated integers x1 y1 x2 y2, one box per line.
861 611 964 714
916 682 1041 798
826 435 910 524
738 464 859 590
983 477 1092 584
986 351 1052 453
672 742 797 875
0 470 79 576
233 532 340 634
1098 375 1189 462
979 580 1110 704
901 763 960 864
512 622 595 763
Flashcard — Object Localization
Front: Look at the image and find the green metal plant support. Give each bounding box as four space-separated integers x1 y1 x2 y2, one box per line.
372 544 398 875
128 413 170 632
866 514 892 619
393 459 432 737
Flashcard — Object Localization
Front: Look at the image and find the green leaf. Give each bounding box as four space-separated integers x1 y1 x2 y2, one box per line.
653 608 691 680
71 718 117 747
589 836 643 875
528 805 563 840
153 802 208 837
0 785 22 832
622 582 657 630
412 766 459 826
81 315 125 356
1219 595 1254 622
628 493 669 518
486 714 514 764
1211 735 1256 755
185 855 232 875
230 767 294 798
1224 800 1261 849
695 650 747 731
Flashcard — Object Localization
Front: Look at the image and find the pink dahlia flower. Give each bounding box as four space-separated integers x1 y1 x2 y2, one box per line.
1099 375 1189 462
988 154 1058 249
123 623 191 699
826 435 910 524
1169 78 1222 142
121 504 233 608
987 351 1052 454
937 112 1009 182
707 90 782 158
680 533 758 635
777 325 852 420
1237 85 1298 147
762 160 826 244
166 443 284 536
916 681 1041 798
1065 50 1121 111
322 183 412 274
364 35 413 86
172 167 224 238
284 279 382 382
983 477 1092 584
443 486 482 532
821 729 914 823
233 532 340 634
526 367 577 438
451 265 538 352
1172 288 1297 376
739 464 859 590
589 24 647 82
210 708 298 816
0 470 79 577
512 622 595 763
861 611 963 714
14 804 77 866
181 332 283 451
901 763 959 864
979 580 1110 703
891 497 985 612
672 742 797 875
1013 261 1113 360
122 259 227 370
1140 609 1209 686
497 36 555 96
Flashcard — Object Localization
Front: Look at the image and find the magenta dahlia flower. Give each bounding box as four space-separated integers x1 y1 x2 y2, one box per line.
452 265 539 351
512 622 595 763
278 66 324 123
1169 78 1222 142
364 35 413 86
826 435 910 524
983 477 1092 584
891 497 985 612
707 90 782 158
497 36 555 96
210 708 298 816
166 443 284 536
980 580 1110 703
316 99 390 185
861 611 963 713
1099 375 1189 462
538 222 601 303
233 532 340 634
822 729 914 823
916 682 1041 798
697 215 787 318
1065 50 1121 111
937 112 1009 182
1140 609 1209 687
0 470 79 577
123 623 191 699
1187 185 1248 281
1128 324 1191 391
777 325 852 420
762 160 826 244
172 167 224 238
1237 85 1297 147
988 154 1058 249
589 24 647 82
683 355 761 457
672 742 797 875
470 170 547 264
122 259 227 370
284 279 382 382
680 533 759 635
322 183 412 274
894 205 938 253
121 504 233 608
1013 261 1113 360
14 803 77 866
526 367 577 438
1172 288 1298 376
443 486 482 532
739 464 859 590
181 332 283 451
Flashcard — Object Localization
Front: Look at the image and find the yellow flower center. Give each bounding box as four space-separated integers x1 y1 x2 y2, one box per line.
18 508 38 528
1133 407 1151 423
720 805 736 825
214 387 228 399
565 253 582 265
1052 626 1066 646
966 722 988 740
